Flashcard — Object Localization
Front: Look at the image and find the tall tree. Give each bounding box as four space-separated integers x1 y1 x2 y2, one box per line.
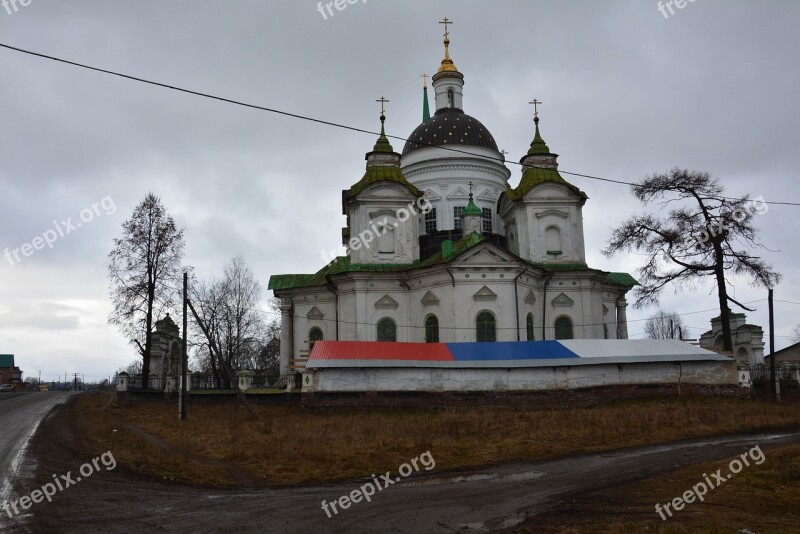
190 256 269 384
644 309 685 340
108 193 185 387
604 169 780 352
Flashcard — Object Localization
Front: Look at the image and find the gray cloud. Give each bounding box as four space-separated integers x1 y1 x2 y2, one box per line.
1 0 798 379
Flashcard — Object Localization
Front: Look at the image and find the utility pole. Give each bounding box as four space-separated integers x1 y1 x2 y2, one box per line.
179 271 188 421
72 373 79 391
768 288 780 402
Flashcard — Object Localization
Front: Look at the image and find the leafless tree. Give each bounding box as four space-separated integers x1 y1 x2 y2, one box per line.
108 193 185 387
792 325 800 344
190 256 271 384
604 169 780 352
644 309 685 340
124 359 143 376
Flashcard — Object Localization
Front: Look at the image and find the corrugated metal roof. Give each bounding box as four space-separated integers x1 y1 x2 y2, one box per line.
307 353 730 369
310 341 453 361
305 340 730 369
447 341 577 361
560 339 718 358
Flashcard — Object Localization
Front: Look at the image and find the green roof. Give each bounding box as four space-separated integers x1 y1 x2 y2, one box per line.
0 354 15 367
507 118 586 201
528 118 550 155
268 233 638 292
346 115 420 198
372 116 393 153
417 232 485 268
463 194 481 215
348 165 420 198
507 166 586 201
269 234 485 291
604 272 640 286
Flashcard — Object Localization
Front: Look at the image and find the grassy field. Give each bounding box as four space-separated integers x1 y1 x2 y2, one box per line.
73 393 800 486
512 442 800 533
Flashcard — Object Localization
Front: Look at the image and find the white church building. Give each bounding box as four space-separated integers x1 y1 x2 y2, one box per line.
269 25 642 385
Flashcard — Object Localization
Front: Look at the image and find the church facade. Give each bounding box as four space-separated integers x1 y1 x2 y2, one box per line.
269 27 638 381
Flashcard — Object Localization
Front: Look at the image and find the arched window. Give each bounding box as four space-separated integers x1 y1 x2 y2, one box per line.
545 226 562 254
377 317 397 342
309 327 323 351
447 88 454 108
526 313 535 341
425 315 439 343
554 316 574 340
476 311 496 342
378 222 395 253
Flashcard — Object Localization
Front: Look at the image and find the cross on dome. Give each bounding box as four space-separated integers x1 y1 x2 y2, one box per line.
529 98 542 120
376 96 390 117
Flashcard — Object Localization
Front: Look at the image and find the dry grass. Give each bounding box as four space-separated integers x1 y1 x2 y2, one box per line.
514 442 800 533
74 394 800 486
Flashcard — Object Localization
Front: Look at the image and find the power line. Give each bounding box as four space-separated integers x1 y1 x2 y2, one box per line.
1 41 798 207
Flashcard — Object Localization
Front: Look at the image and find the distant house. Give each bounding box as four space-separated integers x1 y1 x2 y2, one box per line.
0 354 22 385
764 341 800 366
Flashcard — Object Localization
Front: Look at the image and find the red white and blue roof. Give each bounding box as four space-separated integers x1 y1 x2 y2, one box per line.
307 339 729 369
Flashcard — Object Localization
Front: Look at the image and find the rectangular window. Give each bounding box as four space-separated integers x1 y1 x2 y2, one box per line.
425 208 437 234
482 208 493 233
453 206 464 230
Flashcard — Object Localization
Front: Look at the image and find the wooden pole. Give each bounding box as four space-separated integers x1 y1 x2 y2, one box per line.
179 272 188 420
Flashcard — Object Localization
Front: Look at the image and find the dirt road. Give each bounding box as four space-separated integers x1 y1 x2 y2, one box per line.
0 391 76 532
8 396 800 533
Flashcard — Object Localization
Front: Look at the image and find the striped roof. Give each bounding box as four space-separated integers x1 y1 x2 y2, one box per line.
306 340 729 369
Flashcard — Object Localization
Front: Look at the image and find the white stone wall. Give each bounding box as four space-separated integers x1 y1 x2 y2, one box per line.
303 360 737 393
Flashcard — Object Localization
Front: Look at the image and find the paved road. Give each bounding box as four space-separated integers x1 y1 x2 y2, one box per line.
16 410 800 534
0 392 75 530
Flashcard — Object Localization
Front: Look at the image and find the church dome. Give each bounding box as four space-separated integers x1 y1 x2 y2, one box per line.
402 108 499 155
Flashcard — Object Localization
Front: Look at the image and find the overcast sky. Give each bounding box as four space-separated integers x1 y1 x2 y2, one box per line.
1 0 798 382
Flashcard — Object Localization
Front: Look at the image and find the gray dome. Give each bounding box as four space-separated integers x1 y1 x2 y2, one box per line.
402 108 499 155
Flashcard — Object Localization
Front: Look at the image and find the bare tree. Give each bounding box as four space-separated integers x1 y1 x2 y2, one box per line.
190 256 270 384
792 325 800 344
644 309 685 339
604 169 781 352
108 193 185 387
124 359 143 376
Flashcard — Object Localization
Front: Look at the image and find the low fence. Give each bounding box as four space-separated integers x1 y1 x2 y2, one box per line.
749 365 800 385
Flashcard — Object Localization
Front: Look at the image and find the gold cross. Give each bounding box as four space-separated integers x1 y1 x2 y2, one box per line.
420 73 429 88
439 17 453 39
376 96 389 115
468 181 473 195
529 98 542 119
